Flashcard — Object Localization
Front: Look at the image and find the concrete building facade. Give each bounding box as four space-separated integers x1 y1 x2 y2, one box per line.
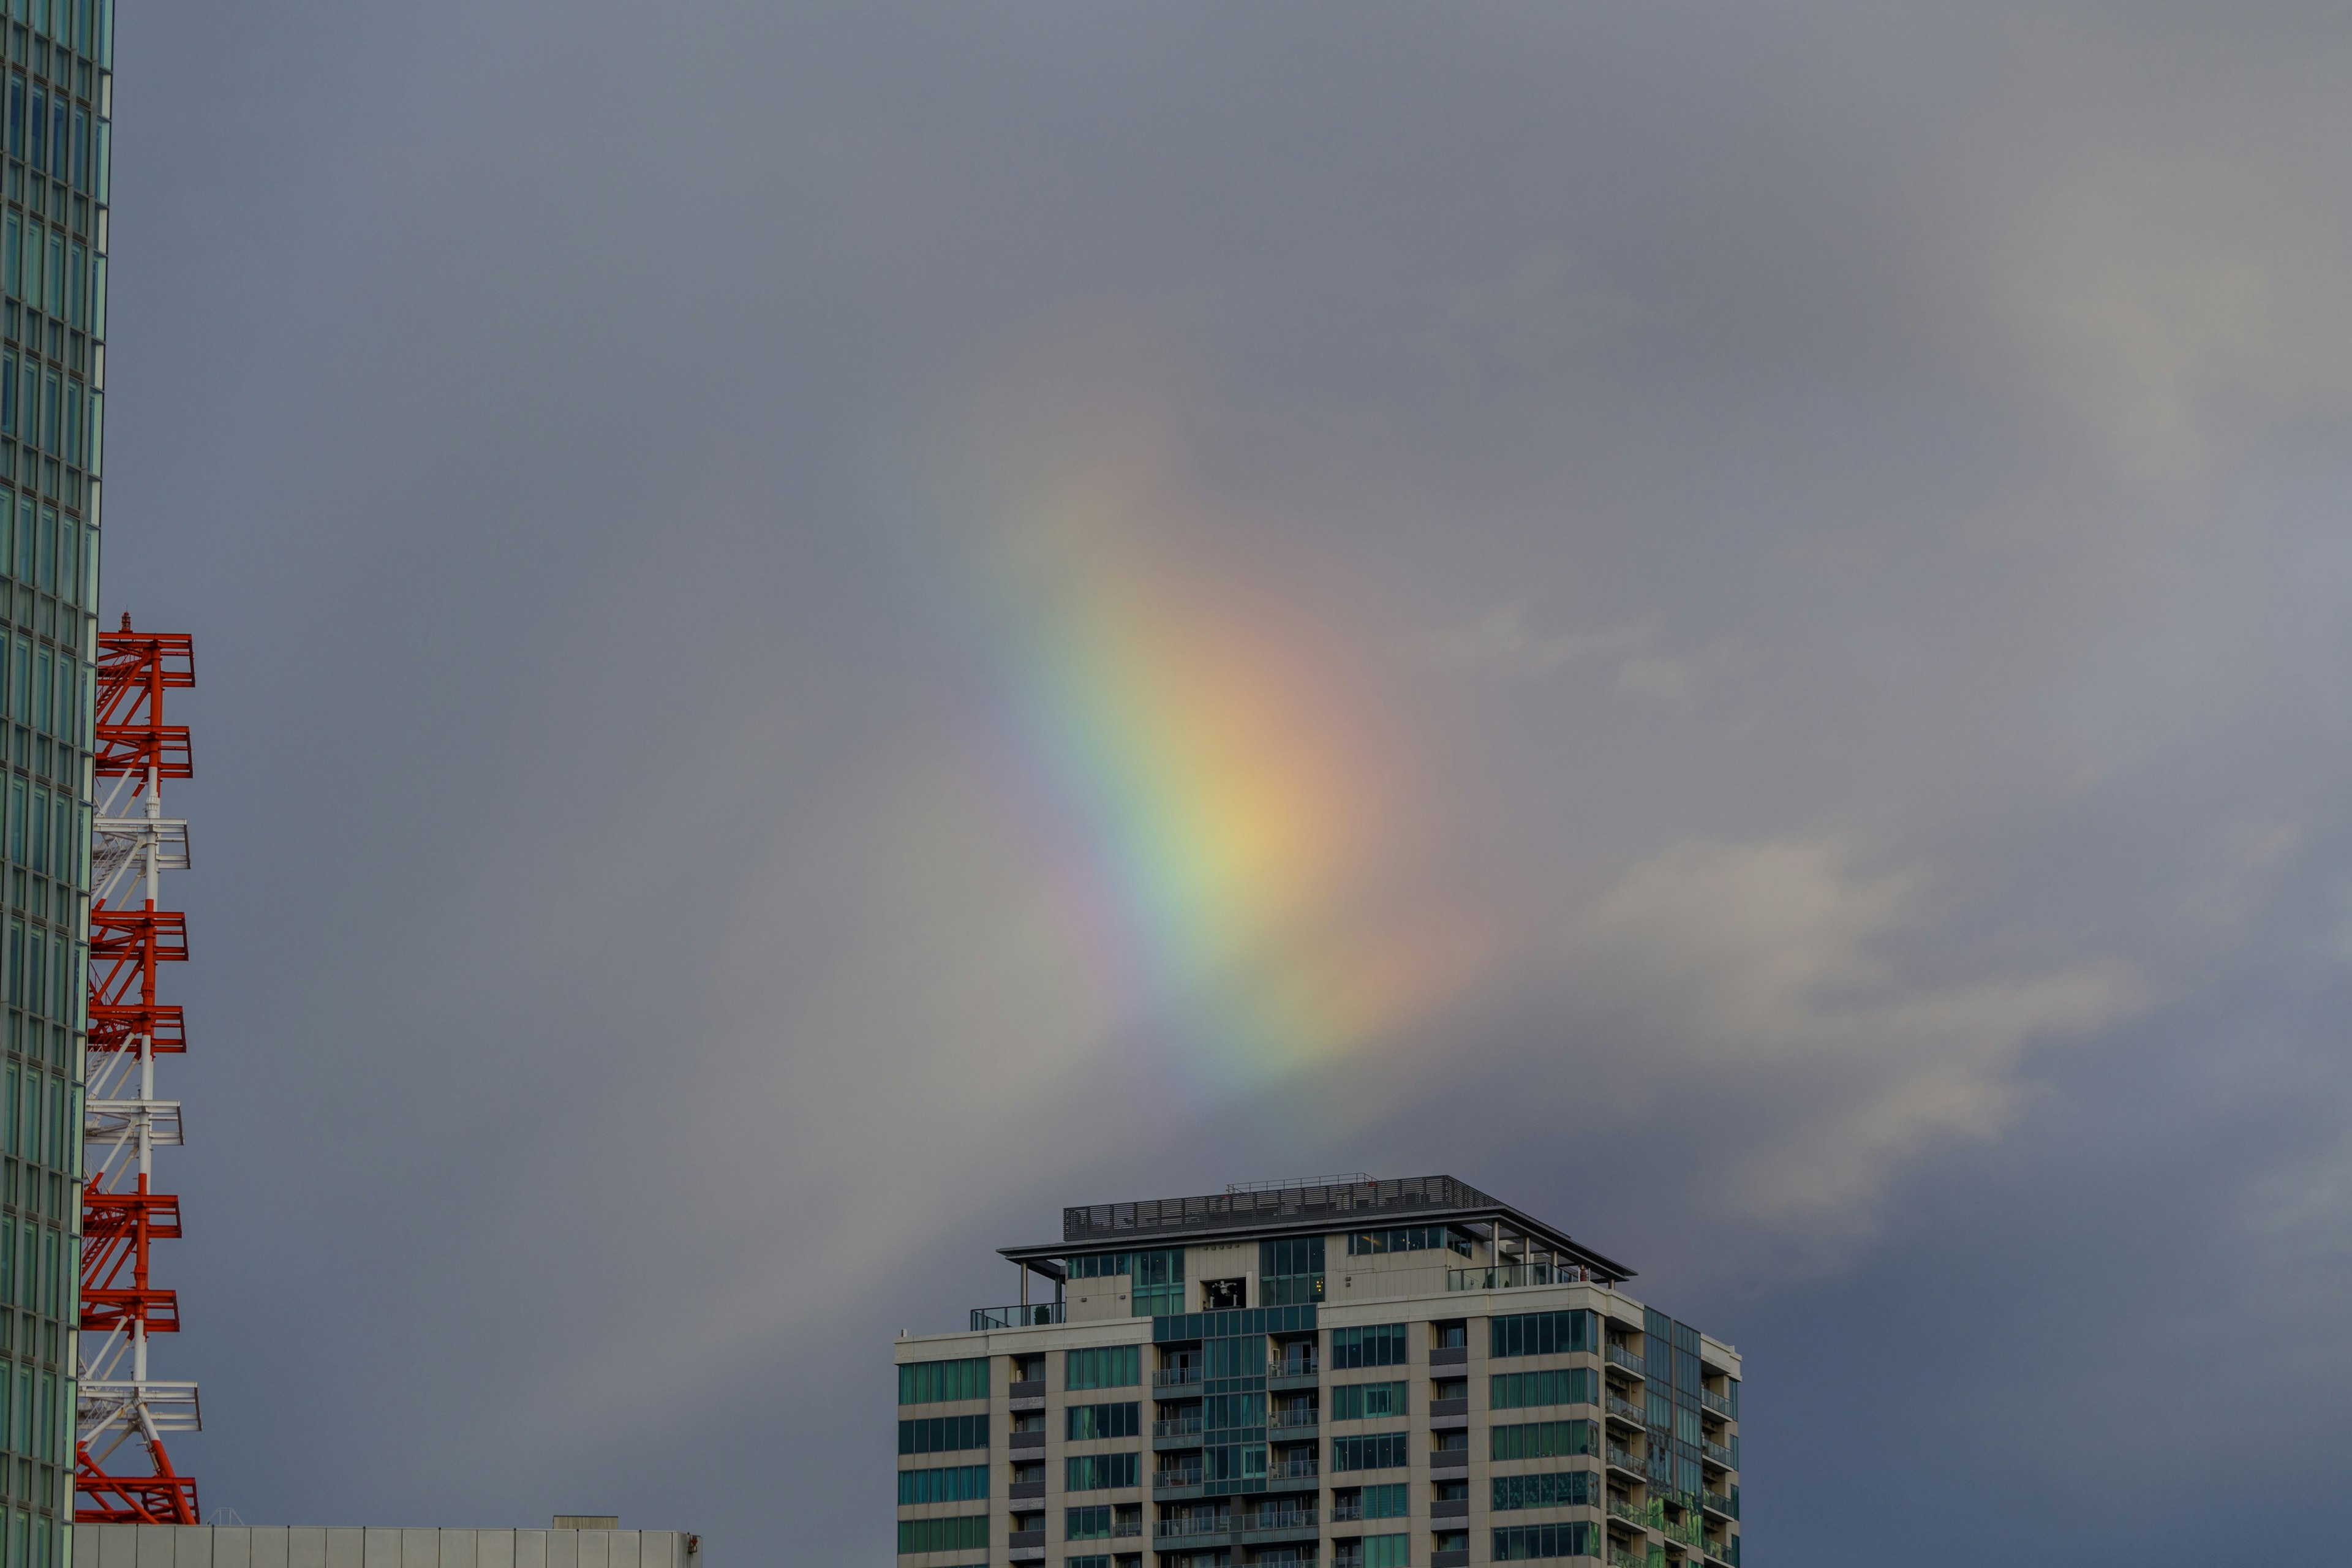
895 1177 1740 1568
71 1526 703 1568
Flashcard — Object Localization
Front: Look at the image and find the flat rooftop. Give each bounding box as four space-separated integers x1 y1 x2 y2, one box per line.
1001 1173 1634 1283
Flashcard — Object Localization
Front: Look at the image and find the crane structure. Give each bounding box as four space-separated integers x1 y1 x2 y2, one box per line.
74 617 200 1524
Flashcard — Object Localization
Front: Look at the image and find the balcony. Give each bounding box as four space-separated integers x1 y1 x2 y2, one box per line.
1607 1396 1646 1425
1608 1550 1646 1568
1606 1446 1643 1476
1114 1521 1144 1539
1700 1387 1735 1419
1156 1517 1233 1542
1155 1415 1205 1440
1430 1447 1469 1472
1009 1379 1046 1404
1429 1397 1469 1422
1705 1537 1738 1565
1332 1551 1363 1568
1156 1466 1205 1493
1008 1529 1046 1551
1607 1499 1646 1528
1606 1344 1645 1377
1155 1367 1205 1390
1431 1498 1469 1520
1702 1439 1736 1469
1269 1408 1320 1435
1447 1261 1597 1291
1432 1551 1469 1568
971 1302 1065 1330
1702 1489 1736 1520
1242 1507 1320 1543
1430 1344 1469 1368
1267 1454 1321 1489
1008 1480 1046 1501
1011 1428 1046 1450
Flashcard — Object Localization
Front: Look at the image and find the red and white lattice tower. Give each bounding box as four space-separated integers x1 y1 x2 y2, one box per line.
74 616 200 1524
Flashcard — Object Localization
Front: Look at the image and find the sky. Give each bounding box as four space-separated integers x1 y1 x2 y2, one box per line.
94 1 2352 1561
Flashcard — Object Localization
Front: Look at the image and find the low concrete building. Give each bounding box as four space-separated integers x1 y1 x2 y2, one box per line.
70 1526 703 1568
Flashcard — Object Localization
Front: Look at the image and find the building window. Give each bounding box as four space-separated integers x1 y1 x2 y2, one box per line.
1259 1235 1326 1305
1488 1310 1598 1360
1490 1472 1592 1512
1065 1345 1140 1390
1330 1381 1408 1421
899 1464 990 1505
1066 1402 1140 1442
1489 1369 1596 1411
895 1515 988 1556
899 1357 990 1405
1361 1483 1409 1520
1345 1226 1472 1258
1065 1453 1140 1491
899 1414 989 1455
1331 1433 1412 1472
1491 1523 1599 1561
1488 1420 1595 1461
1363 1532 1411 1568
1066 1506 1114 1541
1330 1324 1409 1370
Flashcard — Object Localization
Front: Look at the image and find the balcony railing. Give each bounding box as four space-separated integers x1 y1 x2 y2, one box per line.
1330 1501 1364 1525
1155 1416 1205 1439
1273 1455 1321 1480
1608 1550 1646 1568
1702 1439 1736 1468
1156 1517 1234 1540
1245 1509 1319 1534
1702 1490 1736 1519
1606 1446 1642 1471
1275 1354 1320 1378
1269 1408 1319 1431
971 1302 1065 1330
1447 1261 1597 1291
1113 1521 1144 1539
1155 1468 1204 1491
1607 1396 1646 1423
1332 1552 1363 1568
1606 1499 1646 1526
1155 1367 1205 1389
1605 1344 1645 1376
1700 1387 1735 1419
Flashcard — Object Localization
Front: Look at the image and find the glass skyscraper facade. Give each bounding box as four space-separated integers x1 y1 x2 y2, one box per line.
0 1 114 1564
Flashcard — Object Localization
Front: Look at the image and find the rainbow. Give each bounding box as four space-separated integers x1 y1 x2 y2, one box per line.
932 426 1493 1087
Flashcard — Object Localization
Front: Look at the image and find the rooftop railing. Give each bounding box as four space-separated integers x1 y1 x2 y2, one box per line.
970 1303 1065 1330
1447 1261 1597 1291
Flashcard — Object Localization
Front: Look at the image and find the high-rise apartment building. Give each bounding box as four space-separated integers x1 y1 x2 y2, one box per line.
895 1177 1740 1568
0 2 116 1563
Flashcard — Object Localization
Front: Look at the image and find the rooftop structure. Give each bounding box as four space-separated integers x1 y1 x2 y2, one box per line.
898 1174 1742 1568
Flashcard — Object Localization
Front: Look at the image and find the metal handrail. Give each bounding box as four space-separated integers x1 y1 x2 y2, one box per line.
1606 1344 1645 1375
1270 1408 1320 1430
1155 1469 1204 1490
1606 1446 1642 1470
1155 1416 1205 1438
1155 1368 1205 1388
970 1302 1065 1330
1273 1457 1321 1479
1702 1440 1736 1467
1700 1388 1734 1418
1607 1396 1646 1422
1245 1510 1319 1532
1156 1518 1234 1539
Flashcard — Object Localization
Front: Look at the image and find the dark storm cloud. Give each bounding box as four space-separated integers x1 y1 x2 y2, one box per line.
100 2 2352 1561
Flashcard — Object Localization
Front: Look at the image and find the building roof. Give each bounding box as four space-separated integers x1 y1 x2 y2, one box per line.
998 1174 1635 1283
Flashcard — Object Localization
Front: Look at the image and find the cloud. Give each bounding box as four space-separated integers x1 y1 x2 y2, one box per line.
1413 603 1655 678
1561 839 2142 1224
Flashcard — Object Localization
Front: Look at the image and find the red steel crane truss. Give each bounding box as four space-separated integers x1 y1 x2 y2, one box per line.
75 619 200 1523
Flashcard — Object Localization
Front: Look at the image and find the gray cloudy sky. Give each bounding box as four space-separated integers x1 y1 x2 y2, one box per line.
104 2 2352 1561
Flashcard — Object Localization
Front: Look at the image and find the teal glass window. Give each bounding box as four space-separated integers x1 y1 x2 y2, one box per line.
896 1516 987 1556
1488 1310 1598 1359
1361 1483 1409 1519
1362 1534 1409 1568
1258 1235 1325 1305
1491 1472 1593 1511
1330 1381 1407 1421
1492 1522 1598 1561
1490 1420 1595 1461
1065 1506 1112 1541
899 1463 990 1506
899 1357 989 1404
1330 1433 1410 1471
1065 1346 1139 1390
1489 1369 1596 1410
1063 1453 1139 1491
897 1414 988 1455
1065 1401 1138 1441
1330 1324 1407 1369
